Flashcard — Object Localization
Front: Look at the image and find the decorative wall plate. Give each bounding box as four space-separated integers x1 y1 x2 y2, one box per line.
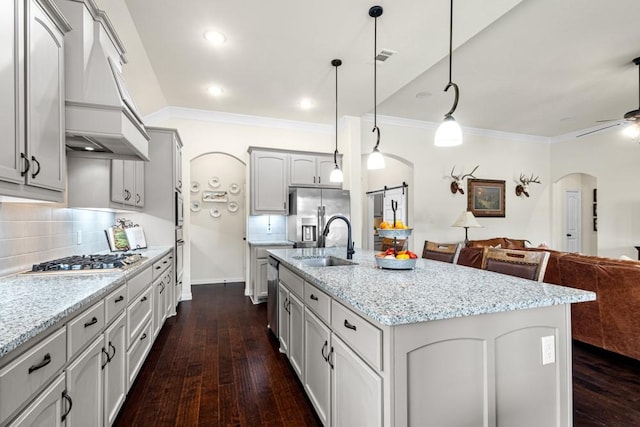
190 182 200 193
210 208 222 218
229 183 240 194
190 201 201 212
209 177 221 188
227 201 239 213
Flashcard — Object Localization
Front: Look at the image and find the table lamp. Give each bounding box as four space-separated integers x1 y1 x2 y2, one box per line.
452 211 482 246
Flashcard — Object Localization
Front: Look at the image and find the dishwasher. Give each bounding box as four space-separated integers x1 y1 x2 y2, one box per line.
267 256 279 338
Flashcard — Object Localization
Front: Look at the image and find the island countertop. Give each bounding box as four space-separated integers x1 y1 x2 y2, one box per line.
0 247 172 361
268 247 596 326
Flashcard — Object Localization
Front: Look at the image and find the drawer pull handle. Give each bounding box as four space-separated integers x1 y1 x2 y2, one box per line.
141 296 148 302
163 260 168 264
155 266 162 270
84 317 98 328
31 156 41 178
20 153 30 177
108 341 116 360
115 295 124 303
140 333 148 341
101 347 111 369
28 353 51 374
344 319 357 331
61 390 73 422
327 347 335 369
310 294 318 301
321 340 328 361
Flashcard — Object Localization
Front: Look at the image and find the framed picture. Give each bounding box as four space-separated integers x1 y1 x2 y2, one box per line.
202 190 228 203
467 179 506 217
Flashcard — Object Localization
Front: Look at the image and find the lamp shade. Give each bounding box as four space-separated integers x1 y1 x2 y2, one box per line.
452 211 482 228
329 165 344 183
435 116 463 147
367 147 385 170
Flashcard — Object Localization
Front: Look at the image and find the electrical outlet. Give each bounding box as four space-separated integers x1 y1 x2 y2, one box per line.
76 230 82 245
541 335 555 365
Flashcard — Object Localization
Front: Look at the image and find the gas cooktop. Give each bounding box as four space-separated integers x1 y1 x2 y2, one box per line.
30 253 144 273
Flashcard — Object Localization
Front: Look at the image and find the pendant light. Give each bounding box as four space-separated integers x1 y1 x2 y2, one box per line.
330 59 344 183
367 5 385 170
434 0 463 147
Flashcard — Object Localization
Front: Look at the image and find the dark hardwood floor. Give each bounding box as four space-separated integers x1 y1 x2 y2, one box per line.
115 283 640 426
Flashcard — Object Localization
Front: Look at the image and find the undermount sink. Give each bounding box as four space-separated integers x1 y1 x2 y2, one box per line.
294 256 358 267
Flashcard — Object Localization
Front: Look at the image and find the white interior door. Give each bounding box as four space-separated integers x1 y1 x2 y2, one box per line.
565 190 580 252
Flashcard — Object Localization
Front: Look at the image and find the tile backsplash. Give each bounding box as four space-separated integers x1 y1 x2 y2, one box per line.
0 203 116 277
247 215 287 241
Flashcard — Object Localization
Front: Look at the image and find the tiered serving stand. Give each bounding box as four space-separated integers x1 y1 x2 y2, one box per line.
374 227 416 269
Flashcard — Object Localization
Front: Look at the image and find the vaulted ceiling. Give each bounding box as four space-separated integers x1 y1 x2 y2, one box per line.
111 0 640 138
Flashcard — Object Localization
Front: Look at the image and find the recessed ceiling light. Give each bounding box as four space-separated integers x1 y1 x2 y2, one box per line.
299 98 313 110
204 31 226 46
208 86 224 96
84 146 95 151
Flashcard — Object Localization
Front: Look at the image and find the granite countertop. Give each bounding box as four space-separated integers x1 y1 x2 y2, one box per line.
0 246 172 361
268 247 596 326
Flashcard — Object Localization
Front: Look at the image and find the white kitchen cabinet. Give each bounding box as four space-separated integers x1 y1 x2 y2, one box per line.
64 336 104 426
331 335 382 427
111 160 144 208
278 282 290 356
103 311 127 427
0 0 69 202
249 149 289 214
278 281 305 382
153 274 168 338
290 153 341 188
304 308 331 426
249 244 293 303
7 373 66 427
174 133 183 192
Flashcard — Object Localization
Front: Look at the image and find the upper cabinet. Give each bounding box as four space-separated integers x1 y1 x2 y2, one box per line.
0 0 70 202
290 154 342 188
250 149 289 215
174 132 183 193
111 160 144 208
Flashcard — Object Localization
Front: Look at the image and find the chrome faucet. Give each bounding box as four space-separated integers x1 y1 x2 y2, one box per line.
321 215 355 260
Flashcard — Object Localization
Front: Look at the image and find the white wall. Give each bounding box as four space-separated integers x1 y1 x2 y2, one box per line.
550 129 640 259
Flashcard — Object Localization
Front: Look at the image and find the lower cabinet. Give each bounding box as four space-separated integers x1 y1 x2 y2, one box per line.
103 311 127 427
65 336 104 426
304 309 331 426
8 373 66 427
278 282 305 381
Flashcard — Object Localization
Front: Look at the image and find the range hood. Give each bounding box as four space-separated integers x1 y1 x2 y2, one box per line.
54 0 149 161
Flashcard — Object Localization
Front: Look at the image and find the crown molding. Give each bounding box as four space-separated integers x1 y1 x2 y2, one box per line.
361 114 550 144
143 106 332 134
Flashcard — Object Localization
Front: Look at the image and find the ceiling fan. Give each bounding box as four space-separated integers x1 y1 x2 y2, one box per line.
577 56 640 138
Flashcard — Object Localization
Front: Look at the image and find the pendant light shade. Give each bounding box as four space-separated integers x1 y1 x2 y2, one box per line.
435 0 463 147
330 58 344 183
367 5 385 170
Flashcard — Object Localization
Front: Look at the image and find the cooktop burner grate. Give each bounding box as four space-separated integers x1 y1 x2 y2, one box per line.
31 253 143 272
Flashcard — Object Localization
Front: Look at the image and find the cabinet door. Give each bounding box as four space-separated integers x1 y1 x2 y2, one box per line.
0 0 24 185
164 270 173 319
103 312 126 427
256 258 269 300
304 308 331 426
251 151 288 214
25 0 65 192
134 161 144 207
8 373 65 427
123 160 136 206
331 335 382 427
317 155 338 187
174 135 182 192
153 275 165 338
278 283 290 355
111 160 125 204
65 336 103 427
288 292 305 382
290 154 316 186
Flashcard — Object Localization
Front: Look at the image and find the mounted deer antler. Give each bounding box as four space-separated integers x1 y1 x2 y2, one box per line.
450 165 479 194
515 173 541 197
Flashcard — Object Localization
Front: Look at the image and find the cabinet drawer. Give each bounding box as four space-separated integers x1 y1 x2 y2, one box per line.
304 282 331 325
127 318 153 388
67 301 105 360
0 328 66 425
127 286 152 348
105 284 127 325
128 266 152 301
280 265 304 299
152 252 173 280
331 301 382 371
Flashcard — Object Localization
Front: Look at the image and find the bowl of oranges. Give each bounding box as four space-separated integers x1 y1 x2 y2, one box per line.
375 248 418 270
376 220 413 238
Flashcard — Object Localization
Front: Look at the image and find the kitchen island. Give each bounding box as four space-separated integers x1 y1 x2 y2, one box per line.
268 247 595 427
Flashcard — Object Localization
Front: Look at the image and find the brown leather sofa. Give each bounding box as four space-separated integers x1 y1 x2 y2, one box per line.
457 239 640 361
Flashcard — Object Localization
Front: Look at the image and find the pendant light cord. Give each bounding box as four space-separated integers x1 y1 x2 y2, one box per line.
334 61 339 165
443 0 459 117
372 12 381 149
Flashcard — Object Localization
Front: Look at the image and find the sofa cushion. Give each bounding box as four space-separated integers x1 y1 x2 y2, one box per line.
457 247 483 269
467 237 528 249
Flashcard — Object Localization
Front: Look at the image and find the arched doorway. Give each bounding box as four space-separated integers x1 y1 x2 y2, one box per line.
189 153 246 284
553 173 597 255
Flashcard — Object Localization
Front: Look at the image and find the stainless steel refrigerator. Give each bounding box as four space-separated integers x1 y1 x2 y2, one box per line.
287 187 351 248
